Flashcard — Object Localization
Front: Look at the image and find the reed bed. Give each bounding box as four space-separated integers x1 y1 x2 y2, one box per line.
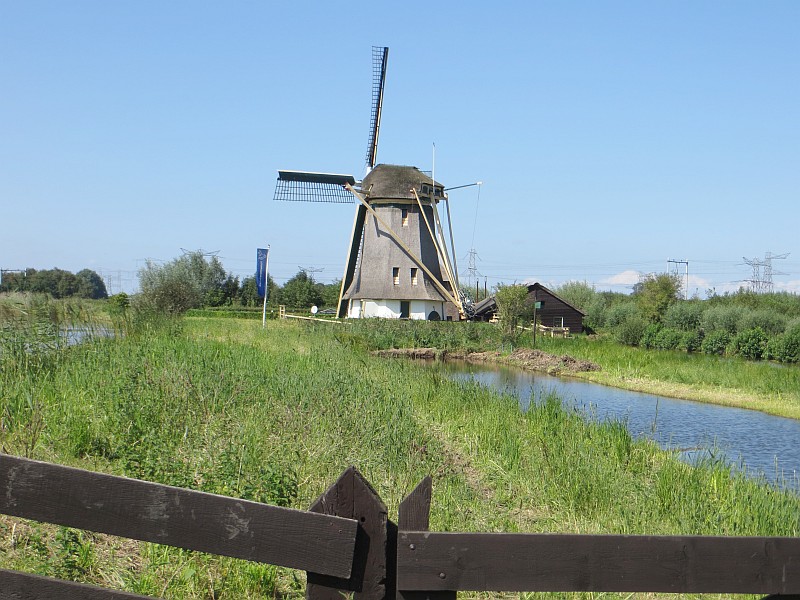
0 315 797 599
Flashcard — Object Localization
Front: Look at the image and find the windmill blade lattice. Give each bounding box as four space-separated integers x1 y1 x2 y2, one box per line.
273 170 356 204
366 46 389 169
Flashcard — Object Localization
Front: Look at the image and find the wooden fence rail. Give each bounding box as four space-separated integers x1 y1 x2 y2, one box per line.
0 455 357 581
398 531 800 594
1 454 799 599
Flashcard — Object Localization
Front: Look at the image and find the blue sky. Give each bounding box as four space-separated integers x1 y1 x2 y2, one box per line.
1 1 798 297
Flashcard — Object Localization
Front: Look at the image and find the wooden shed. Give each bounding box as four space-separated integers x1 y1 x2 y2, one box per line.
472 282 586 334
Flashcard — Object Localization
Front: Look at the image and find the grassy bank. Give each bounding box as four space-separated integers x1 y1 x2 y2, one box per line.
340 318 800 420
1 316 798 599
534 334 800 420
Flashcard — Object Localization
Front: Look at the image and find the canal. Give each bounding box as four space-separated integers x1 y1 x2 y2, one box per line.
434 360 800 490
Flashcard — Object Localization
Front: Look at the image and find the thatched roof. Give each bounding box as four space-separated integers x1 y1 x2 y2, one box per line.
360 164 442 200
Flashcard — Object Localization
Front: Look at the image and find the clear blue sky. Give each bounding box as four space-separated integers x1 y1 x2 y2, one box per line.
2 1 798 297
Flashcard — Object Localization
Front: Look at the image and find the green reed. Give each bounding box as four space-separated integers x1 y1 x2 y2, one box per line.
1 315 797 599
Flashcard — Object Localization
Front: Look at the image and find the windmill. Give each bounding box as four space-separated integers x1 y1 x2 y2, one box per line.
273 47 469 320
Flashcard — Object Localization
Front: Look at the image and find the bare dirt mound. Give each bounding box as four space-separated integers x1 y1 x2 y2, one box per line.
373 347 600 376
373 347 441 360
462 348 600 375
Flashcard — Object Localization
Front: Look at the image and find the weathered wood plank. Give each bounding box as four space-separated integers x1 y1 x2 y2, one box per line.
398 477 432 532
0 454 357 578
396 477 454 600
0 568 157 599
306 467 389 600
398 532 800 594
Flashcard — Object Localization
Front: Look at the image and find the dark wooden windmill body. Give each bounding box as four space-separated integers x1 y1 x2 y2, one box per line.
274 48 466 320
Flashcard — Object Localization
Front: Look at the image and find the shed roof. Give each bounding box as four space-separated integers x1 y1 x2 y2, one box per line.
471 283 588 318
526 283 587 316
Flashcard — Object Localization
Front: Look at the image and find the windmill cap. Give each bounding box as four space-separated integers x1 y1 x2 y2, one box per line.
361 164 443 199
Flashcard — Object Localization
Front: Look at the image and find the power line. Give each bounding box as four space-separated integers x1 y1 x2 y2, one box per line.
667 258 689 300
742 252 789 293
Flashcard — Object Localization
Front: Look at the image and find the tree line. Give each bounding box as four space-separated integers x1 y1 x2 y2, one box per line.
10 254 797 364
0 268 108 299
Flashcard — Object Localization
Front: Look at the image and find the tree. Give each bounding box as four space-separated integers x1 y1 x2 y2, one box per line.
239 274 277 307
634 273 682 324
277 269 322 309
240 277 259 307
320 279 342 309
216 275 240 306
76 269 108 299
137 251 233 314
554 280 596 312
494 284 533 338
1 267 107 299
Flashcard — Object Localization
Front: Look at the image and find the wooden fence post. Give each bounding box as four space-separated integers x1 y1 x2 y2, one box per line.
306 467 389 600
396 477 455 600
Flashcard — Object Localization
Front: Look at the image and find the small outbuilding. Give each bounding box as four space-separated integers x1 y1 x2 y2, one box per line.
472 282 586 334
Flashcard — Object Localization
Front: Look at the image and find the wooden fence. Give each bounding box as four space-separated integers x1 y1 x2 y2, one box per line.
1 454 798 599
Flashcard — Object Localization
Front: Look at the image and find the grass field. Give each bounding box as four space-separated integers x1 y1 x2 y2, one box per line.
0 313 798 598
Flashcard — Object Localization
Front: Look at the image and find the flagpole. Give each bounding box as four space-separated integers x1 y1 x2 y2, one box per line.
262 245 270 328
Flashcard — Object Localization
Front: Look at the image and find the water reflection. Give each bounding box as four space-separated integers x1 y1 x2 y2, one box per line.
436 360 800 490
62 326 114 345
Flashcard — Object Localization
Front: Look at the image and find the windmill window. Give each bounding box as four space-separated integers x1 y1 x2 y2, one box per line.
411 268 418 286
401 208 409 226
392 267 400 285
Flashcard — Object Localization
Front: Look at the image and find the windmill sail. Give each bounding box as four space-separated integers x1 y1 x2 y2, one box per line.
366 47 389 169
273 170 356 204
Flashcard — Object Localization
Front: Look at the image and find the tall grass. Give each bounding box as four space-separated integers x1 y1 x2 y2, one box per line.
1 315 798 599
345 318 503 351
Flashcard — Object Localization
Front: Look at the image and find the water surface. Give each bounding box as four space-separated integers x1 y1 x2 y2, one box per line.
436 360 800 489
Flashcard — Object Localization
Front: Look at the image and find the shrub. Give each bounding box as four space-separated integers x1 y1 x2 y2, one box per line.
701 330 730 355
679 330 703 353
768 323 800 363
700 305 746 335
138 252 231 314
107 293 130 313
739 309 787 336
654 328 683 350
605 302 640 329
640 323 662 349
554 281 596 312
495 284 533 339
663 301 704 331
729 327 768 360
614 315 647 346
765 336 783 361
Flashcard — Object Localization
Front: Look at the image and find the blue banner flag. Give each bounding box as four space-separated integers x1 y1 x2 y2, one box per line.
256 248 269 298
